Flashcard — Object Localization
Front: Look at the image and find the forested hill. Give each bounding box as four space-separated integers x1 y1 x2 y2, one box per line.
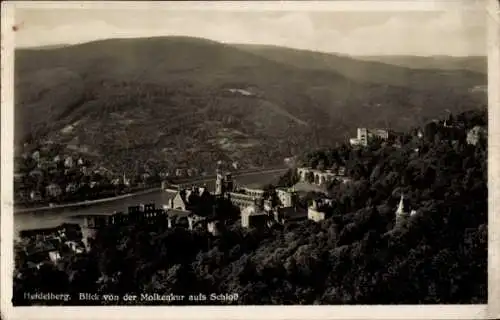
13 109 487 305
15 37 486 173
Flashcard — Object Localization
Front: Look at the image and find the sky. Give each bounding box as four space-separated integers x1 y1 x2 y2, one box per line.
13 1 487 56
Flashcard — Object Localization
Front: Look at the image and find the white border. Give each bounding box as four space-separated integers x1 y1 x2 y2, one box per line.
487 0 500 318
1 1 498 320
7 0 454 12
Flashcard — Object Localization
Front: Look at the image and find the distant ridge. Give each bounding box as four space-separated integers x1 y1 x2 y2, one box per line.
234 43 486 90
351 55 486 74
21 44 72 50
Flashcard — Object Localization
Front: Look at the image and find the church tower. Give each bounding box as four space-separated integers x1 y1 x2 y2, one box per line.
395 194 409 225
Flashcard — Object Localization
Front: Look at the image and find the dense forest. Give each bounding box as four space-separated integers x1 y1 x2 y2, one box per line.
13 109 487 305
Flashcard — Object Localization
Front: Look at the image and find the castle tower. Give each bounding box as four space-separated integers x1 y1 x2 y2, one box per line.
358 128 369 146
277 188 295 208
224 173 233 193
215 169 225 196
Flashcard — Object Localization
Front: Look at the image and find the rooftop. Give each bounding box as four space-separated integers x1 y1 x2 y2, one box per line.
242 205 267 216
292 182 328 194
166 209 191 218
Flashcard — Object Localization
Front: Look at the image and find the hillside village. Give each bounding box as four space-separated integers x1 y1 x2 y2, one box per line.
13 108 487 305
13 143 240 208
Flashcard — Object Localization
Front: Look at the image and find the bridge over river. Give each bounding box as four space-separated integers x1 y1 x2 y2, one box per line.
14 167 288 234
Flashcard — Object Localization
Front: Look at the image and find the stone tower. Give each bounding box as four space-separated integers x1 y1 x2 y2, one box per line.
225 173 233 193
277 188 296 208
215 168 225 196
358 128 369 146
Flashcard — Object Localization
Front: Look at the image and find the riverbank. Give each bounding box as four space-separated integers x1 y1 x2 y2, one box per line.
14 188 162 214
14 167 289 214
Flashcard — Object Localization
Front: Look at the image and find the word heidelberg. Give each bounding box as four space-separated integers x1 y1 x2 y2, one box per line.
79 292 239 303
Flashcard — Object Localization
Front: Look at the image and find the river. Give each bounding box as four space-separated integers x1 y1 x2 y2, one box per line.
14 168 288 234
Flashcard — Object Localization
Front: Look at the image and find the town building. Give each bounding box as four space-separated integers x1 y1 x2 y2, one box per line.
81 166 90 176
227 191 263 210
64 241 85 254
187 214 207 231
48 250 62 264
32 151 40 162
466 126 487 146
46 183 62 198
64 156 74 168
283 156 297 166
296 167 350 186
20 226 62 242
272 206 307 224
261 187 305 224
308 200 325 222
165 186 212 212
207 220 223 236
82 200 217 236
175 168 186 177
214 168 312 228
23 241 62 269
19 223 83 263
215 170 234 196
276 187 297 207
65 183 77 193
241 204 269 228
165 208 214 233
307 198 334 222
37 158 51 170
215 170 268 210
29 190 42 201
29 168 44 179
350 128 390 146
80 204 169 249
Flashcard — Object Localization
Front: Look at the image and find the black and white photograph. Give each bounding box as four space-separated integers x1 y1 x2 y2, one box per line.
1 0 498 319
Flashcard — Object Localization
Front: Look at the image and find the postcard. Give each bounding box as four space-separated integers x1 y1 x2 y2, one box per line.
1 1 499 319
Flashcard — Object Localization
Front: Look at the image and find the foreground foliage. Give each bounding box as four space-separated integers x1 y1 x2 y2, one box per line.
13 110 487 305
